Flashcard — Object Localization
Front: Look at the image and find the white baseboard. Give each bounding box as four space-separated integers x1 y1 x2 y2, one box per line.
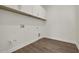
45 36 79 50
75 42 79 50
2 36 78 53
2 38 42 53
45 36 76 44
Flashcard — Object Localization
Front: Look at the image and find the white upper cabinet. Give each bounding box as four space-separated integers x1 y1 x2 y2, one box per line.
38 6 46 19
4 5 18 10
20 5 33 15
32 5 46 19
20 5 46 19
32 5 39 17
2 5 46 20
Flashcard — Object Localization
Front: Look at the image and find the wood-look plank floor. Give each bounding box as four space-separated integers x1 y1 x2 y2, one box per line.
13 38 79 53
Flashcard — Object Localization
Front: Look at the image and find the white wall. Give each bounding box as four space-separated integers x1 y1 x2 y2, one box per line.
75 6 79 49
0 5 78 52
46 5 77 44
0 9 46 52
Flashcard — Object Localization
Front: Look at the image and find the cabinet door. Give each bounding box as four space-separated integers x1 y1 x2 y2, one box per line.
41 7 46 19
21 5 33 15
4 5 18 10
32 5 39 17
38 6 46 19
33 5 46 19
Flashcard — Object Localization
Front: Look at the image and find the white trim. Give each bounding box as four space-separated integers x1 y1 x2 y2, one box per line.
2 38 41 53
1 36 78 53
75 42 79 50
46 36 76 44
